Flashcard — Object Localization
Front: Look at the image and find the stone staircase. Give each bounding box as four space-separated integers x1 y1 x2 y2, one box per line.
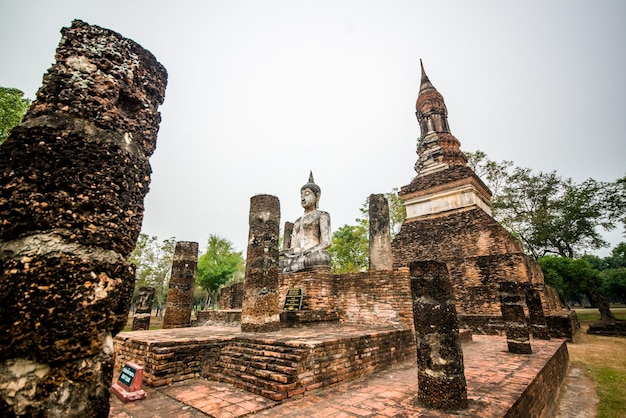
208 340 312 401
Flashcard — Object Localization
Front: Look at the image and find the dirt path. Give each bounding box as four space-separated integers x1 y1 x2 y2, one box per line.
554 363 599 418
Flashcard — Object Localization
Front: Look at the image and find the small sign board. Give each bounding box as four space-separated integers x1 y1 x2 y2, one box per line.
111 361 146 402
118 364 138 390
283 288 303 311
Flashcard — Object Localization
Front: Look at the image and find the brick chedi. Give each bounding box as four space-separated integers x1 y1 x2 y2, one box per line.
0 20 166 417
392 60 573 337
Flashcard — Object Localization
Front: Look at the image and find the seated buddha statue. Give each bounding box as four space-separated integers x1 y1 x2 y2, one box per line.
279 172 331 273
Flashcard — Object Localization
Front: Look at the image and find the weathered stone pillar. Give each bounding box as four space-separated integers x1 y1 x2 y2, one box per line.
162 241 198 329
524 284 550 340
132 287 156 331
0 20 166 417
241 195 281 332
369 194 393 270
498 281 533 354
283 221 294 252
410 261 468 410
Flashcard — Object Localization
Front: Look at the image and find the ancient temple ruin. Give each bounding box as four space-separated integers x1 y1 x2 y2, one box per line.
111 60 574 416
392 61 577 338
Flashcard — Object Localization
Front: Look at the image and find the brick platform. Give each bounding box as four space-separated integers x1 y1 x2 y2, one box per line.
111 334 569 417
114 324 414 400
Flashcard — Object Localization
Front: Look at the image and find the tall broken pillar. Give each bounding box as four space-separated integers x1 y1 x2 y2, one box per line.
162 241 198 329
369 193 393 270
499 281 533 354
241 195 281 332
524 284 550 340
410 260 468 411
283 221 294 252
0 20 166 417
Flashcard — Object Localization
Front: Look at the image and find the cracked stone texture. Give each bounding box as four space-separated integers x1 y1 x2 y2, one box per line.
241 195 281 333
0 19 166 417
410 260 468 411
162 242 198 329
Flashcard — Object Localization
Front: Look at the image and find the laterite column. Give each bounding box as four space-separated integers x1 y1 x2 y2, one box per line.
241 195 281 332
524 284 550 340
410 260 468 411
0 20 166 417
369 193 393 270
132 287 156 331
162 241 198 329
499 281 533 354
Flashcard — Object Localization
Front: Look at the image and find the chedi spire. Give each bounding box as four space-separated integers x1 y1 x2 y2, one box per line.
413 60 466 177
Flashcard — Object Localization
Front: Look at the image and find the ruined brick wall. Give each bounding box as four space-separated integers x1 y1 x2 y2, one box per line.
392 207 558 316
333 269 413 328
278 269 413 328
0 20 166 417
279 270 335 312
220 282 244 310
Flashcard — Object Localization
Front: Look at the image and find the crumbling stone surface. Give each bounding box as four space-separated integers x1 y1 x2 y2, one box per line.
525 284 550 340
369 193 393 270
282 221 294 251
162 242 198 329
0 19 166 417
393 209 539 312
410 261 468 411
241 195 281 333
220 282 244 310
132 286 156 331
499 281 533 354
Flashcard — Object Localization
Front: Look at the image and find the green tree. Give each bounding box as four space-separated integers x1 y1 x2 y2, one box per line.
495 168 620 258
196 235 244 309
601 268 626 305
466 151 625 259
129 234 176 316
0 87 30 145
539 255 615 320
328 224 368 273
464 150 513 208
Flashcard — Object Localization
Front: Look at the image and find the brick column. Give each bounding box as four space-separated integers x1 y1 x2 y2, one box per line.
132 287 155 331
0 20 166 417
499 281 533 354
241 195 281 332
369 194 393 270
410 261 468 410
162 241 198 329
524 284 550 340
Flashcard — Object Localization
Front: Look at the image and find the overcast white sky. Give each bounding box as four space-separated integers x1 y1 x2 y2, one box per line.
1 1 624 256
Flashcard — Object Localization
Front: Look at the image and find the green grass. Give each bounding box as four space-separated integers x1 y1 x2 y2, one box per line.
569 308 626 418
596 367 626 418
574 307 626 322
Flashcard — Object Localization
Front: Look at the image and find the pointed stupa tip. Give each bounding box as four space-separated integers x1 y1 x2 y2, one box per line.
420 58 427 80
418 59 435 95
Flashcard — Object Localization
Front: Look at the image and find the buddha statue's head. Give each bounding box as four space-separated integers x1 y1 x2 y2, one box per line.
301 171 321 209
